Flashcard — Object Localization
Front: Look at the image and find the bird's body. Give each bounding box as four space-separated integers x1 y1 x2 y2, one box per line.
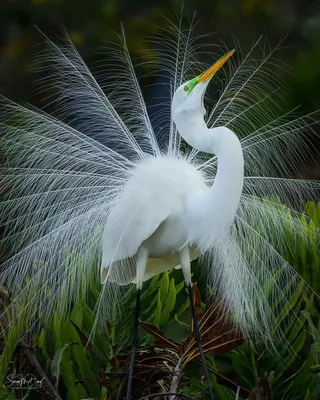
102 124 244 287
101 156 205 284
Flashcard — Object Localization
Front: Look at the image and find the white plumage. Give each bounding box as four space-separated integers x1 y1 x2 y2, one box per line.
101 156 206 282
0 22 319 351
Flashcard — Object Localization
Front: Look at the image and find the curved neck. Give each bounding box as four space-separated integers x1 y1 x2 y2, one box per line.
176 112 244 247
176 112 244 174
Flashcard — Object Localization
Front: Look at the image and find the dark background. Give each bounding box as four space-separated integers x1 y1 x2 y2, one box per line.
1 0 320 177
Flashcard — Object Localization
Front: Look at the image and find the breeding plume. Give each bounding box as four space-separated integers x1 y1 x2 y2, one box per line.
0 20 319 399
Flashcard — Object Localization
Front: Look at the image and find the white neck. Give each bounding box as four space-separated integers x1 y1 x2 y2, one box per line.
175 112 244 249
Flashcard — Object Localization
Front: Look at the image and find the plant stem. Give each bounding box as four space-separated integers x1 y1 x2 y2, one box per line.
169 357 182 400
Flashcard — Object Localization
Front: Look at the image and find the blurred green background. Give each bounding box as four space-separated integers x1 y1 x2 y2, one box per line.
1 0 320 177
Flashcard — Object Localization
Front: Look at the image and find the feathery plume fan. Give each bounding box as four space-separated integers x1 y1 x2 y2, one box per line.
0 17 319 352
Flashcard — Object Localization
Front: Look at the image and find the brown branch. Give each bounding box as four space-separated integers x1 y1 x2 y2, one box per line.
19 340 63 400
169 357 183 400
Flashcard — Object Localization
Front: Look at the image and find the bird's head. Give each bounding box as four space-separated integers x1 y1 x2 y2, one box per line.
171 50 235 122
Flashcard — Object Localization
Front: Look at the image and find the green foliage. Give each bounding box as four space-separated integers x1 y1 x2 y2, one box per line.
1 201 320 399
26 272 191 399
294 201 320 292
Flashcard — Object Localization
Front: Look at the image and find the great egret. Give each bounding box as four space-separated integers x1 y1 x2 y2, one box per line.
0 21 319 398
101 50 238 398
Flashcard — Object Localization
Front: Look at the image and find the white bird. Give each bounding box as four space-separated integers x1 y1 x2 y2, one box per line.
101 51 239 397
0 21 319 398
101 51 240 288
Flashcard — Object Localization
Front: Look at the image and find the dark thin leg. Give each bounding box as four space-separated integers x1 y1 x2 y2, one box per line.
126 288 141 400
187 284 215 400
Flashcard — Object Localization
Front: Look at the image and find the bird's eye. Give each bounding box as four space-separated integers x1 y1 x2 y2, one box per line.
184 86 189 92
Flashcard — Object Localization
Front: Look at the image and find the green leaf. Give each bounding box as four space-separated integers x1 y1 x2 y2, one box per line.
70 301 84 328
273 330 306 381
159 271 169 300
0 386 16 399
159 277 176 325
206 355 237 399
51 341 87 400
304 389 311 400
53 312 64 351
173 313 189 330
174 279 185 295
69 344 101 396
303 311 320 366
51 342 77 380
229 348 255 388
172 296 190 322
141 273 160 300
140 321 180 350
270 278 305 337
37 328 50 361
153 290 162 327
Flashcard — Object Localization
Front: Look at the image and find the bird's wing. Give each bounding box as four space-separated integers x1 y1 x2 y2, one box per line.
101 183 174 269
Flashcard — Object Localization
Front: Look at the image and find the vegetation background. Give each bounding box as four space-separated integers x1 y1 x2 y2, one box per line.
1 0 320 399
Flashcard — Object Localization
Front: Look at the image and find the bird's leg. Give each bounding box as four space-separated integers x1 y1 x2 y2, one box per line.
179 246 215 400
126 246 148 400
126 288 140 400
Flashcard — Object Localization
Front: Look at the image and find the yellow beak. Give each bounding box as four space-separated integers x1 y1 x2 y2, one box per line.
197 49 235 83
